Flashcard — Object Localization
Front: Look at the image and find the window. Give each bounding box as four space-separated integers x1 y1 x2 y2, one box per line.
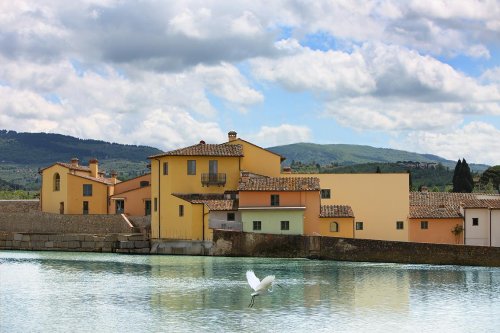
421 221 429 229
330 222 339 232
163 162 168 175
83 201 89 215
83 184 92 196
227 212 235 221
115 200 125 214
140 181 149 187
270 194 280 206
209 160 218 174
187 160 196 175
253 221 262 231
281 221 290 230
396 221 404 230
472 218 479 226
356 221 364 230
321 189 331 199
53 173 60 191
179 205 184 217
154 198 157 212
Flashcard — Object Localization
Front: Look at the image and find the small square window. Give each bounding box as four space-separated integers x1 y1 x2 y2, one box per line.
179 205 184 217
270 194 280 206
421 221 428 229
253 221 261 231
281 221 290 230
321 189 331 199
396 221 404 230
227 212 235 221
472 218 479 226
83 184 92 196
356 221 364 230
187 160 196 175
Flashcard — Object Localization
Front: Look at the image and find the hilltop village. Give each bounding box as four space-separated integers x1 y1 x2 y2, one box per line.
36 131 500 249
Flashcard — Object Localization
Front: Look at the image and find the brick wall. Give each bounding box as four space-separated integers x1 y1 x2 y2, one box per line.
212 230 500 267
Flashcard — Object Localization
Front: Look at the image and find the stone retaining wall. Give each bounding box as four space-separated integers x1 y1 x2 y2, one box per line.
212 230 500 267
0 232 150 254
0 200 39 213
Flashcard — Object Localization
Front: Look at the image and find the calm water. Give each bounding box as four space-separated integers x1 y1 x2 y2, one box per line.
1 251 499 333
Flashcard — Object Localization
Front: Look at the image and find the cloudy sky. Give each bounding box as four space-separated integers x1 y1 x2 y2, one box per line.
1 1 499 164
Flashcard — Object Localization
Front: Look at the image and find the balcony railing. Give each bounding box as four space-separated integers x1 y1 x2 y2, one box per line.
208 219 243 231
201 173 226 186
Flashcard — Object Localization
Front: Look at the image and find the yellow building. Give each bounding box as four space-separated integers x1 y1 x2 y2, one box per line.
149 131 283 241
110 173 151 216
40 158 118 214
288 173 410 242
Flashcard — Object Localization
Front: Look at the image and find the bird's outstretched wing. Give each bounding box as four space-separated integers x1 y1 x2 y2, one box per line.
246 270 261 291
258 275 275 291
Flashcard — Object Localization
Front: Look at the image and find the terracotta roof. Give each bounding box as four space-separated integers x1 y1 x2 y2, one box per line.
461 198 500 209
410 192 478 206
409 205 462 219
238 177 320 191
70 174 115 185
149 143 243 158
320 205 354 218
172 193 237 211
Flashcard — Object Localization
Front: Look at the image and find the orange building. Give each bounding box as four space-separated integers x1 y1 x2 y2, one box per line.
110 174 151 216
318 205 355 238
238 176 321 235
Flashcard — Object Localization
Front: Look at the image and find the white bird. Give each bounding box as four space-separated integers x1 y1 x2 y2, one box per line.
246 270 276 308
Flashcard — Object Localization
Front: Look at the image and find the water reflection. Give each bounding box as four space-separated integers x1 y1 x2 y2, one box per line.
1 251 499 333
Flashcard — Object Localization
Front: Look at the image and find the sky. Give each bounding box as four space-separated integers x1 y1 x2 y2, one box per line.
0 1 499 165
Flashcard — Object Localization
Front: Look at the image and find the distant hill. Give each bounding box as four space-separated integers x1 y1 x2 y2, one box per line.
0 130 163 190
0 130 162 165
267 143 489 172
0 130 491 190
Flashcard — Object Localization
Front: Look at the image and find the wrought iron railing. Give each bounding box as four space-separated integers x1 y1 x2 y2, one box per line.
201 173 226 186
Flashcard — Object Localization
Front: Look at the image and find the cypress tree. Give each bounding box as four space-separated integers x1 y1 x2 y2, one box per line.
461 159 474 193
452 159 462 192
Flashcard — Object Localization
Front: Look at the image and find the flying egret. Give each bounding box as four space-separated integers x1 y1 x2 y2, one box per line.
246 270 276 308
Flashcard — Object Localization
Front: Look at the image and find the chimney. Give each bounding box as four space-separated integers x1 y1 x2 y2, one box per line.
89 159 98 178
71 158 79 167
111 170 118 184
282 167 292 174
228 131 237 142
240 171 250 183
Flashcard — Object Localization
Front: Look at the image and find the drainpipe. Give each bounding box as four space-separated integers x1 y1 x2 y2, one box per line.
153 158 161 239
463 210 466 245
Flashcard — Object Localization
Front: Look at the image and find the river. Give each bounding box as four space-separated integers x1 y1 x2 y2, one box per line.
1 251 499 332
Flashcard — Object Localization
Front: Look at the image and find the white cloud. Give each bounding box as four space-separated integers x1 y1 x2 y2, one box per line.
249 124 312 147
393 122 500 165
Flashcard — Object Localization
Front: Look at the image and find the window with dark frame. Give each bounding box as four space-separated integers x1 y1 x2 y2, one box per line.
330 222 339 232
472 218 479 226
270 194 280 206
253 221 261 230
54 173 60 191
227 212 235 221
179 205 184 217
163 162 168 175
83 201 89 215
281 221 290 230
140 181 149 187
421 221 429 229
321 189 331 199
83 184 92 196
396 221 404 230
154 198 157 212
355 221 364 230
187 160 196 175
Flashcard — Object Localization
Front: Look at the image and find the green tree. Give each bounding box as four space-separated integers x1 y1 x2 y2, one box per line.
479 165 500 193
376 166 381 173
453 158 474 193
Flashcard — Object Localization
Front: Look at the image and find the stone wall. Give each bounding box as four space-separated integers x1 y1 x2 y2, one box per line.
212 230 500 267
0 200 137 234
0 232 150 254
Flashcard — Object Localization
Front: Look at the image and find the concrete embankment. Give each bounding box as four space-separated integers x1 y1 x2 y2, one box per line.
211 230 500 267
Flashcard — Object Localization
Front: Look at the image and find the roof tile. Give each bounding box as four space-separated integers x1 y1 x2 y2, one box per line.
149 143 243 158
320 205 354 218
238 177 320 191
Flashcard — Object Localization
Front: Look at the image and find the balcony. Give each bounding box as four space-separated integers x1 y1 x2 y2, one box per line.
201 173 226 187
